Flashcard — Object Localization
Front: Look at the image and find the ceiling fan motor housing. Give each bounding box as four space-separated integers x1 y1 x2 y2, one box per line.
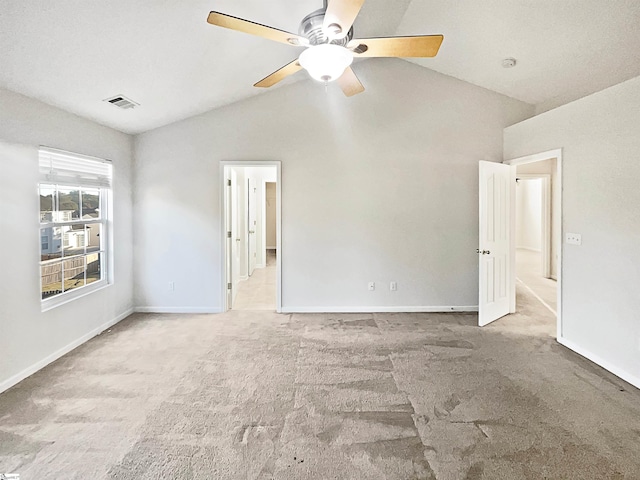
299 8 353 46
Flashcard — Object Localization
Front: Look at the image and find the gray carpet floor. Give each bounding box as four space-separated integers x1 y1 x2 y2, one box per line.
1 286 640 479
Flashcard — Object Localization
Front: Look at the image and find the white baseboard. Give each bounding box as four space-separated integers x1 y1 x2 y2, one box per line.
0 308 134 395
557 336 640 390
280 306 478 313
134 306 223 314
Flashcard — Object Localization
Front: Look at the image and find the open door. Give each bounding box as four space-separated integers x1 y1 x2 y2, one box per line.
225 173 233 309
248 177 257 276
479 161 513 326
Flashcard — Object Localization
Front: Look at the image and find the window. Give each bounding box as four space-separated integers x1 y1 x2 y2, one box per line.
39 147 112 307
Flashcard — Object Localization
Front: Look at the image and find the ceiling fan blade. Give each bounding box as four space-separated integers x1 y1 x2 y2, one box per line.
349 35 444 58
207 11 308 46
323 0 366 38
254 59 303 88
337 67 365 97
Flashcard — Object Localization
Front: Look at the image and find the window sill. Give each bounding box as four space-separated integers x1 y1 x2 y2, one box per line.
41 280 111 312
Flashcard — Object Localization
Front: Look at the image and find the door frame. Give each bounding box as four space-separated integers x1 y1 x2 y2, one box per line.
504 148 562 339
262 178 277 261
220 161 282 313
515 174 551 279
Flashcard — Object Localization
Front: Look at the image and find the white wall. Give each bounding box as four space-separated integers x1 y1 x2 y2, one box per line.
0 88 134 392
504 75 640 388
516 178 542 251
134 58 533 312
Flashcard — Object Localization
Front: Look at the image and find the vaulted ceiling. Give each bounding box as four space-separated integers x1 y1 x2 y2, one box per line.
1 0 639 134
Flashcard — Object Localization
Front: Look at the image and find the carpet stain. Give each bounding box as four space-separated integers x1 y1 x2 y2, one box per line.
464 462 484 480
334 377 399 393
339 411 417 429
346 436 437 479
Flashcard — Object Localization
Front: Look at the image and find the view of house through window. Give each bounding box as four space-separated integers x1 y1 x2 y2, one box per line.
38 148 111 304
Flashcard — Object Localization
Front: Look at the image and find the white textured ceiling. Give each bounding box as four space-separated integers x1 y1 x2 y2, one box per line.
1 1 640 134
0 0 411 134
399 0 640 113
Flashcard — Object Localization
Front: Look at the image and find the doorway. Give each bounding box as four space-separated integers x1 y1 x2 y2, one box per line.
515 171 557 315
221 162 281 312
508 151 561 338
478 149 562 337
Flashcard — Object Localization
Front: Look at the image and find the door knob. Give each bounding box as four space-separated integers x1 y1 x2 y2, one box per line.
483 250 491 255
476 249 480 253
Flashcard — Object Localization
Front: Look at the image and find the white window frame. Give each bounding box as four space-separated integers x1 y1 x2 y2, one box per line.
38 147 112 311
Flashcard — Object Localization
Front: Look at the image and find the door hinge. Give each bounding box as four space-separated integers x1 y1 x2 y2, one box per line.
227 179 231 186
227 282 232 290
227 231 232 238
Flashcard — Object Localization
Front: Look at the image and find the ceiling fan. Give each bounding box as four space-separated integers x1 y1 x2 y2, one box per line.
206 0 444 97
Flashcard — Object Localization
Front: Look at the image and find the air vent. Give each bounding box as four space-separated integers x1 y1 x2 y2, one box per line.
104 95 139 110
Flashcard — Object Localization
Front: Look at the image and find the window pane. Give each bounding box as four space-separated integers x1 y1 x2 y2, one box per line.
39 185 56 223
40 226 62 261
86 252 102 285
41 262 62 299
63 256 86 292
81 188 100 219
58 187 80 220
86 223 101 253
61 225 82 257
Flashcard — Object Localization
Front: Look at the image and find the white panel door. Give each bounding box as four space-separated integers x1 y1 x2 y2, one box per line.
248 177 257 275
479 161 512 326
231 170 240 304
225 173 232 309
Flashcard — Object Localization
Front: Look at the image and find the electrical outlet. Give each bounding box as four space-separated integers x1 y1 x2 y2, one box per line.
169 281 175 291
390 281 397 291
566 233 582 245
368 282 375 291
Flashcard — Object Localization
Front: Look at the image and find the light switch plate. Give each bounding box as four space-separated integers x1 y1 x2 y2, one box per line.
566 233 582 245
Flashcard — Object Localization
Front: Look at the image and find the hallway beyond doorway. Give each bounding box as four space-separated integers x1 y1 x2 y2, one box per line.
516 247 557 314
233 250 276 310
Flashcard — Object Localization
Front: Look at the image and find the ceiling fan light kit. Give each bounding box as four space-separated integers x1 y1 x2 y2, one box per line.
206 0 444 96
299 44 353 82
